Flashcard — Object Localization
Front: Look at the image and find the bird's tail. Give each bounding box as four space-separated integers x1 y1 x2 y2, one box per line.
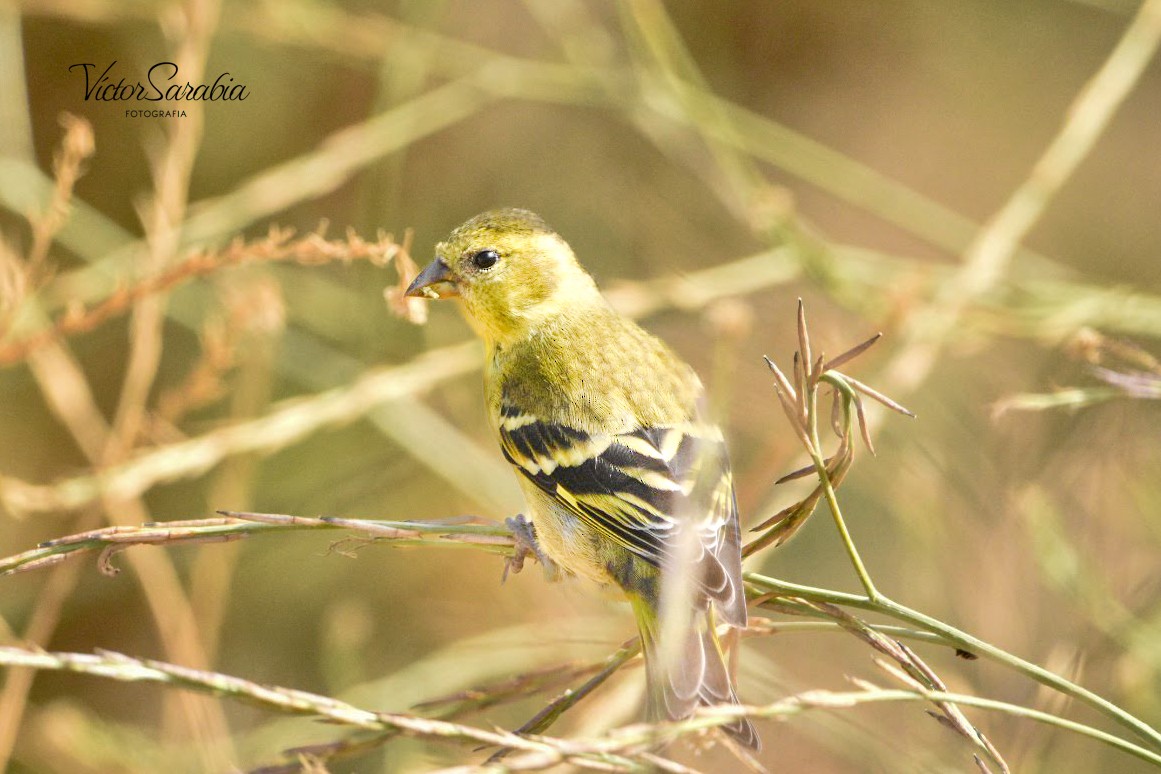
631 596 761 751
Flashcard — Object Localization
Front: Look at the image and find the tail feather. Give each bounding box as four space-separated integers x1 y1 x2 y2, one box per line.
636 604 761 751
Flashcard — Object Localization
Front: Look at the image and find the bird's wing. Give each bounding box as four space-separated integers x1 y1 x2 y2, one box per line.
497 399 745 622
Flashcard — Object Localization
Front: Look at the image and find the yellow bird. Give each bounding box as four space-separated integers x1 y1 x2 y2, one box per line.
407 209 759 749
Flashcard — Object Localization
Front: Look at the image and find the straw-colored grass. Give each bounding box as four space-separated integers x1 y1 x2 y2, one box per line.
3 1 1161 771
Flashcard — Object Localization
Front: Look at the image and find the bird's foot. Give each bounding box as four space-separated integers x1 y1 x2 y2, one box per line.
503 514 557 582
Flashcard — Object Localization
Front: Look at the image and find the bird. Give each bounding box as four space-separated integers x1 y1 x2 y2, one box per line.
406 208 759 750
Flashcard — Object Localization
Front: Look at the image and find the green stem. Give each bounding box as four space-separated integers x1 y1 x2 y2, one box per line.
805 380 879 601
659 686 1161 769
868 690 1161 769
746 573 1161 753
748 618 950 647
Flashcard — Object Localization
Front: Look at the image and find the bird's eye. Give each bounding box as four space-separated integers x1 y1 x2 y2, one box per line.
471 249 499 270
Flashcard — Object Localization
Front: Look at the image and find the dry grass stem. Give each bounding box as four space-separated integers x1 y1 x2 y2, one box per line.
994 331 1161 415
23 113 94 283
747 302 912 553
0 514 516 577
4 640 1157 772
885 0 1161 393
0 341 481 518
0 227 406 367
3 3 1160 771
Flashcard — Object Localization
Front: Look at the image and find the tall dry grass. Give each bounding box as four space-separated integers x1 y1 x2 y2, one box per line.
2 1 1161 771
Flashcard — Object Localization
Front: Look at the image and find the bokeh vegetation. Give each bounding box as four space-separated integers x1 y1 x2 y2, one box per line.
2 1 1160 772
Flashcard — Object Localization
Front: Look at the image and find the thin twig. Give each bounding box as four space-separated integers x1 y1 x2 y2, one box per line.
0 514 515 577
0 227 404 367
885 0 1161 393
749 303 909 554
0 647 664 772
746 573 1161 753
0 341 482 517
5 645 1157 771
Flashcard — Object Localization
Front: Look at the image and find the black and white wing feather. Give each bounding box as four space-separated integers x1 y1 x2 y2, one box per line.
497 399 746 626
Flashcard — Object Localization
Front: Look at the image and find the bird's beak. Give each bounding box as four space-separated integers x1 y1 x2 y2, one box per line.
405 258 459 299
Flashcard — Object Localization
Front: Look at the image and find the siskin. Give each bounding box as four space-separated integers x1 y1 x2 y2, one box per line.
407 209 759 749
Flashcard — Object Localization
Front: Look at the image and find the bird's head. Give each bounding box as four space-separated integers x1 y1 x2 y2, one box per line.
406 209 602 346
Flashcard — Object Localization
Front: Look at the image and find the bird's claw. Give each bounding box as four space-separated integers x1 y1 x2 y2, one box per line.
503 514 555 582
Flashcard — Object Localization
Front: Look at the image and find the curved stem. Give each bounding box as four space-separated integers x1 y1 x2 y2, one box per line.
746 573 1161 753
805 378 879 601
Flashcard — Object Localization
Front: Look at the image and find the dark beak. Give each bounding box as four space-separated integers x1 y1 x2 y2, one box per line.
405 258 459 299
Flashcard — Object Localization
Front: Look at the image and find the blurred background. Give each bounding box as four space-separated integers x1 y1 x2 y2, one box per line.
2 0 1160 771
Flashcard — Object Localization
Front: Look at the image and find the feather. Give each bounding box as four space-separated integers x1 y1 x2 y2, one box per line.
409 208 760 750
497 402 748 628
